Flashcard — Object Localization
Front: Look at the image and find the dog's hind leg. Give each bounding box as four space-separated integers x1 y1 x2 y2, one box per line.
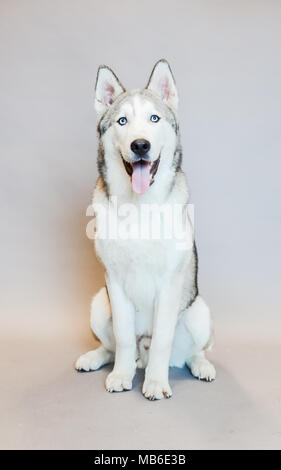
184 296 216 381
75 287 115 371
186 350 216 381
76 345 113 372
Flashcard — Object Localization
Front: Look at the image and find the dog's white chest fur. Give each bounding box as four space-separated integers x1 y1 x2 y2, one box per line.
94 191 193 336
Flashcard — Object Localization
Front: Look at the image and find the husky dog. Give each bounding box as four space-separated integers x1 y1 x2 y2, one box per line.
76 60 216 400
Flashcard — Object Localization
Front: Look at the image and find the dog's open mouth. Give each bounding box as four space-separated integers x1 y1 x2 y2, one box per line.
122 156 160 195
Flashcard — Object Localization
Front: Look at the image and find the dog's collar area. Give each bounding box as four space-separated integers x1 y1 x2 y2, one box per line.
121 155 161 187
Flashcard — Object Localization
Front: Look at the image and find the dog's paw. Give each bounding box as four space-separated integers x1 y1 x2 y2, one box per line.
105 372 133 392
190 358 216 382
142 379 172 400
75 350 104 372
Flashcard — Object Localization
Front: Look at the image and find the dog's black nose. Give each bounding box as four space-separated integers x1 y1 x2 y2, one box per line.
131 139 151 156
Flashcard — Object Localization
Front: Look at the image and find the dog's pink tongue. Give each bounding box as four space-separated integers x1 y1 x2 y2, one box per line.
132 162 151 194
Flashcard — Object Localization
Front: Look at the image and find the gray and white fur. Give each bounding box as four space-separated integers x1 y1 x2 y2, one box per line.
76 59 215 400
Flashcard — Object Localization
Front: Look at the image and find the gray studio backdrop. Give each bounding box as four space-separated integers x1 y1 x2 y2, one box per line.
1 2 281 356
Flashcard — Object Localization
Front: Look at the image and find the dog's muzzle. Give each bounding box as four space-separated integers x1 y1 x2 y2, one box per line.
130 139 151 157
121 155 161 195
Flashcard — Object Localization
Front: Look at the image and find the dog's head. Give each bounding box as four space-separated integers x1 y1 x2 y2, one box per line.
95 60 180 195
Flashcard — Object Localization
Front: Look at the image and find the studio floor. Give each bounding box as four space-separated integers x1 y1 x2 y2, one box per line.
1 336 280 450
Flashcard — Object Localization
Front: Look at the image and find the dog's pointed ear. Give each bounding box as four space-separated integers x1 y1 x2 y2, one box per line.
95 65 125 118
146 59 178 111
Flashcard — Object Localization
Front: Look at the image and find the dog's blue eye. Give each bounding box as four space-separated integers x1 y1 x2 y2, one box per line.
117 117 127 126
150 115 160 122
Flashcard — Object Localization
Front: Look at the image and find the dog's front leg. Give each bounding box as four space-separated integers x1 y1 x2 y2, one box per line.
105 277 136 392
143 276 183 400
